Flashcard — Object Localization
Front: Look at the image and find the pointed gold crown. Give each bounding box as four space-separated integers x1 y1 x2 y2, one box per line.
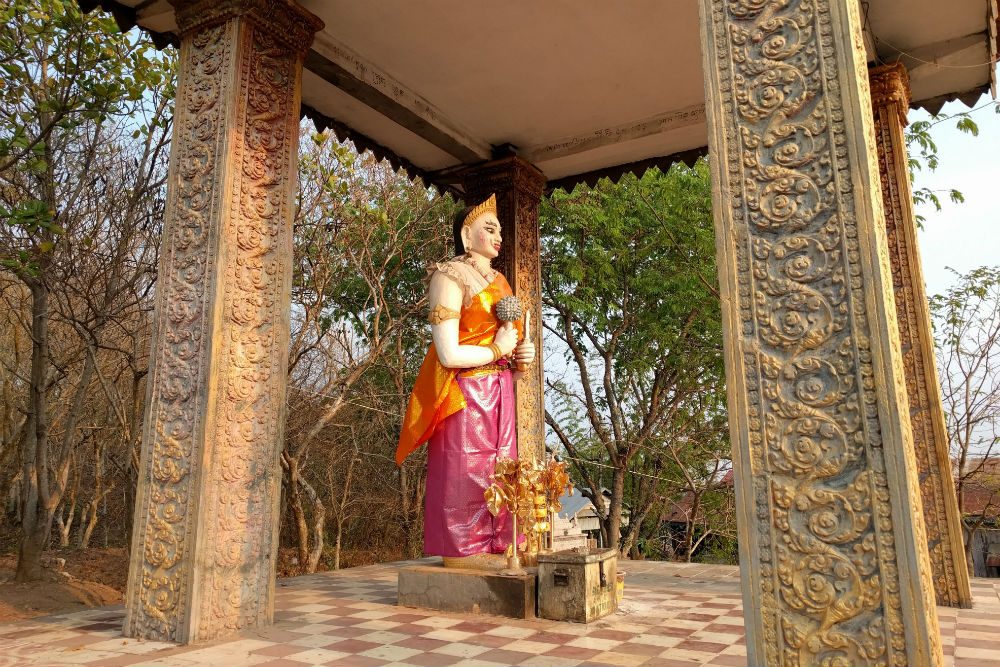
463 193 497 227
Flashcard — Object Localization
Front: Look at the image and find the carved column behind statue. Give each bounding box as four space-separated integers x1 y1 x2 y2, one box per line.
870 62 972 608
463 156 547 462
699 0 943 665
123 0 322 644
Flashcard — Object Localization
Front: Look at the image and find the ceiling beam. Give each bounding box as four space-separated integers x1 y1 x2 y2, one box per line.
545 146 708 194
522 105 706 164
306 35 491 165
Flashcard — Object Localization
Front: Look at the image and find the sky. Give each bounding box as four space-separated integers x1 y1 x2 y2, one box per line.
911 77 1000 298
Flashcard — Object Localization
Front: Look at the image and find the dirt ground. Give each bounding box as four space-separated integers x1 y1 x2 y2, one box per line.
0 548 126 622
0 546 398 623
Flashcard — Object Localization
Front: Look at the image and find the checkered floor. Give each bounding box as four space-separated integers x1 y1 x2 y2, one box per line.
1 560 998 666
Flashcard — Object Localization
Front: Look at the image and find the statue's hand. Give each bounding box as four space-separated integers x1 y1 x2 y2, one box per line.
514 340 535 365
495 322 519 356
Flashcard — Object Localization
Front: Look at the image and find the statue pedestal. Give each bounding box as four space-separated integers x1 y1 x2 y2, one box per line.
397 564 536 619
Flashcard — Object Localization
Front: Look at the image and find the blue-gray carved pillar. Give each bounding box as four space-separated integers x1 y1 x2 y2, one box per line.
698 0 944 664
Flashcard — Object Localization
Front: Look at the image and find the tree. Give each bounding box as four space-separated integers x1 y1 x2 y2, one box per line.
905 101 999 225
541 162 730 554
0 1 172 580
659 439 736 561
280 131 454 573
931 266 1000 571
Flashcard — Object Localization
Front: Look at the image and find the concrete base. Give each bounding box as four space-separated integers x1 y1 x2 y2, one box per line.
397 564 536 619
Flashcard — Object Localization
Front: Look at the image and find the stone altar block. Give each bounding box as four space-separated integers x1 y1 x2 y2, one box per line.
537 548 617 623
397 564 536 619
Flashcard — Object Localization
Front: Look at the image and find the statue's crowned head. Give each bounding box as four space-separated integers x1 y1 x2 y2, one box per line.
454 193 501 259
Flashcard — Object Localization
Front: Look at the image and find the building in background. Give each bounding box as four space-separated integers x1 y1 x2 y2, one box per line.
958 457 1000 577
554 488 629 550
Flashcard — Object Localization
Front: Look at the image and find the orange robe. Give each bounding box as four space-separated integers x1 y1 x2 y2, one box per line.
395 273 522 465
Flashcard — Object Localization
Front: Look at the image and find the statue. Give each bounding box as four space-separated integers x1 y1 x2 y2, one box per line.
395 193 536 570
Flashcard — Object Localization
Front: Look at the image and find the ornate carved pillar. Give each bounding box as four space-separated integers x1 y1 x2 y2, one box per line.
699 0 944 665
870 62 972 608
123 0 322 644
462 156 547 462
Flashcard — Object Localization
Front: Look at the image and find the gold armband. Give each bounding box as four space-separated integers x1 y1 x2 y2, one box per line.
428 304 461 325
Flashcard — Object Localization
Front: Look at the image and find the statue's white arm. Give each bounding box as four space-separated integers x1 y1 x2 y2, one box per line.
429 271 519 369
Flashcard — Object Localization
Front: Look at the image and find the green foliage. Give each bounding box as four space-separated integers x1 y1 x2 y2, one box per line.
0 0 174 275
543 162 723 389
542 162 731 557
905 100 998 226
284 133 459 565
693 534 739 565
929 266 1000 535
293 133 458 374
930 266 1000 346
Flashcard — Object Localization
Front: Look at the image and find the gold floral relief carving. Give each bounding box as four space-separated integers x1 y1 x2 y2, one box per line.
513 190 545 463
196 23 300 638
126 1 318 643
869 63 970 608
124 23 230 642
172 0 324 55
702 0 942 664
869 63 910 126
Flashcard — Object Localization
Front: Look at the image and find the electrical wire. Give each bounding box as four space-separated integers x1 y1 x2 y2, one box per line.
555 452 728 485
861 0 999 70
875 37 999 70
288 384 402 418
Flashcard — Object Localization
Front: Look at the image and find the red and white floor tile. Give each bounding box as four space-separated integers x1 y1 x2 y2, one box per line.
0 561 996 666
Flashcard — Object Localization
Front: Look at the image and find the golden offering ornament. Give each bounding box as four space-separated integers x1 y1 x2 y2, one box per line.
485 455 573 574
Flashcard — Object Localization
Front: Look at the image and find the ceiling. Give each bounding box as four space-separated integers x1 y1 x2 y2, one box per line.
82 0 998 193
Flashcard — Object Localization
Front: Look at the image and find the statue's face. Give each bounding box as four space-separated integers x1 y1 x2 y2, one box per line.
462 212 502 259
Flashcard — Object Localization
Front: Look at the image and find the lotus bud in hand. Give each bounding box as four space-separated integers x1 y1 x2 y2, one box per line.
495 295 523 323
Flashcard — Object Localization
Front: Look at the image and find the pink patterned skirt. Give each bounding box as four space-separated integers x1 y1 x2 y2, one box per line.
423 368 517 557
